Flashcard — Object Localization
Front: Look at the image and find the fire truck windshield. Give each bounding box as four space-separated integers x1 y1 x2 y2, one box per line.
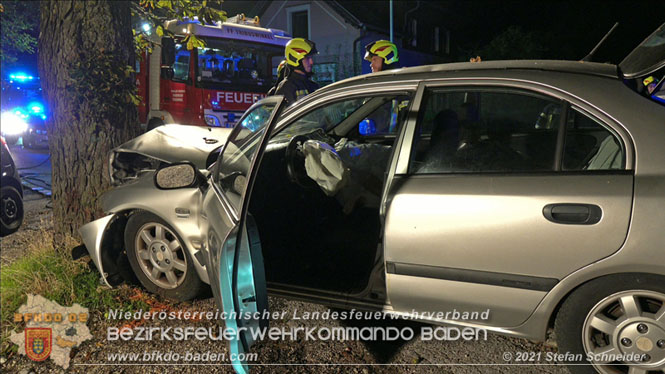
195 38 282 91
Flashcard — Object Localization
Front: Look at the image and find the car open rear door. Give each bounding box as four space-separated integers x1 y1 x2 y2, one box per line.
619 22 665 78
200 96 285 374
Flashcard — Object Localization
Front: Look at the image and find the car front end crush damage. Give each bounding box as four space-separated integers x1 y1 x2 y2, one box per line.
79 124 231 288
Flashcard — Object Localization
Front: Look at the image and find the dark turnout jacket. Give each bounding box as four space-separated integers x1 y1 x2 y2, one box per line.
274 71 319 106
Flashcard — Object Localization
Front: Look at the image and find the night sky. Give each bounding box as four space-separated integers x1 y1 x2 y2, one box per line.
448 0 665 63
220 0 665 64
4 1 664 74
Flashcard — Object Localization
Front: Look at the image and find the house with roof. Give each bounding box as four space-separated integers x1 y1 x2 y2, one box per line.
225 1 455 85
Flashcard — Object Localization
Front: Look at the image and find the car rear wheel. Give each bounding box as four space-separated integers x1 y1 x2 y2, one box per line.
555 274 665 374
125 211 203 300
0 186 24 236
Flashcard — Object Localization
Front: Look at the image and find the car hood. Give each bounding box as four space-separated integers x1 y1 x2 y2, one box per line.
620 22 665 78
114 124 232 169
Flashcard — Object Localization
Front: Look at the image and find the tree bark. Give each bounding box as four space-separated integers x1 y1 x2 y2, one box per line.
39 0 140 248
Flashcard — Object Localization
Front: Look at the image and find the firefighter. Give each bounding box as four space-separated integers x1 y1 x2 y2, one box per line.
275 38 319 105
364 40 400 73
267 60 288 96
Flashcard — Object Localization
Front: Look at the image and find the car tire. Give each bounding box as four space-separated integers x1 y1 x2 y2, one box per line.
554 273 665 374
1 186 24 236
124 211 204 301
146 118 164 132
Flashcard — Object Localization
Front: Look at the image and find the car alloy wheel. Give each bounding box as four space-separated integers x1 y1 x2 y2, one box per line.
134 221 188 289
125 211 204 300
582 290 665 373
555 274 665 374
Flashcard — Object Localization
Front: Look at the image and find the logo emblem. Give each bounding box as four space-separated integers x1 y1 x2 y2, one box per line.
25 328 52 361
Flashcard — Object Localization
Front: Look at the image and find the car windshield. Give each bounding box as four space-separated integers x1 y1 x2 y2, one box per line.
196 38 283 91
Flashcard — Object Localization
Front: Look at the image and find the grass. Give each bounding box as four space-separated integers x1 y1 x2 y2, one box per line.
0 229 149 354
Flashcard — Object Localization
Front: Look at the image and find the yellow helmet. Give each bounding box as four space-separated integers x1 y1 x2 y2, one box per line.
285 38 318 67
277 60 287 74
364 40 399 65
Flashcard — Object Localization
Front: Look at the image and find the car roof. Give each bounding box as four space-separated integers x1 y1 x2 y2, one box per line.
320 60 619 92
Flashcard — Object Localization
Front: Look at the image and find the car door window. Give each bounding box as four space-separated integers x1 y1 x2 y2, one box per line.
562 109 624 170
360 98 412 136
411 88 563 173
272 95 411 141
271 97 367 141
214 103 277 210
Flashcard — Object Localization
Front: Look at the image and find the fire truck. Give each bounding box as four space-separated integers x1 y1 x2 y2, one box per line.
137 15 291 130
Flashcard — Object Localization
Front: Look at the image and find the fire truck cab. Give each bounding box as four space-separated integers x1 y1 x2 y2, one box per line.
137 15 290 130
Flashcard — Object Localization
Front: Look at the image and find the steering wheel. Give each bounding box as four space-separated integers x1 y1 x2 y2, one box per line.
285 135 317 188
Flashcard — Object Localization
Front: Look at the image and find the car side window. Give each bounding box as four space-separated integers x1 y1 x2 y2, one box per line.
411 88 563 174
360 98 411 136
214 103 277 210
562 109 624 170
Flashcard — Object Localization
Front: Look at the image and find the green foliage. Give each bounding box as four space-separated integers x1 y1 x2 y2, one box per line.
475 26 548 60
0 240 149 355
0 0 39 64
68 50 140 114
132 0 227 50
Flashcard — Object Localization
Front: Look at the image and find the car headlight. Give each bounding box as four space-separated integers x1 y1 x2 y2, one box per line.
1 112 29 135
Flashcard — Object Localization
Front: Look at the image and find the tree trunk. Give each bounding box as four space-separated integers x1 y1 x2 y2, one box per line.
39 0 140 248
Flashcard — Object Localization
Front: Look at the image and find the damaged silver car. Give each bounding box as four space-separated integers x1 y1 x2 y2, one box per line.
81 24 665 374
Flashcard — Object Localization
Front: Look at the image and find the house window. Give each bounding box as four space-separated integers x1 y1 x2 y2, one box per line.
434 26 440 52
287 6 310 39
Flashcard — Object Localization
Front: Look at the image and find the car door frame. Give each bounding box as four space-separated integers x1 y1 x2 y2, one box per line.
202 95 286 374
254 81 421 308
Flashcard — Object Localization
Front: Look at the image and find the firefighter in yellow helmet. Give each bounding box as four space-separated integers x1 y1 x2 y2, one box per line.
275 38 319 105
364 40 399 73
267 60 288 96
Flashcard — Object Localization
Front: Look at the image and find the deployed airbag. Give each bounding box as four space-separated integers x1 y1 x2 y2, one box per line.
303 140 349 196
303 139 391 213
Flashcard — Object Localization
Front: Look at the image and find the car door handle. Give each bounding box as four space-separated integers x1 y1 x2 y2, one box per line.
542 204 602 225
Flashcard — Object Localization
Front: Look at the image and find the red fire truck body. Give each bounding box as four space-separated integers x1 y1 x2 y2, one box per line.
137 17 290 129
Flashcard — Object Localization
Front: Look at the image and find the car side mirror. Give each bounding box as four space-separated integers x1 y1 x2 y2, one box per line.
359 119 376 136
154 162 201 189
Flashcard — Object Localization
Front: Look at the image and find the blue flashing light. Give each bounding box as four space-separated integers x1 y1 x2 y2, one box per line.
28 102 44 114
40 114 47 120
9 73 34 82
13 109 29 119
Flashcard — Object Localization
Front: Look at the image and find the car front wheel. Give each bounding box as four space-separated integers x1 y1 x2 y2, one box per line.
125 211 203 301
1 186 24 236
555 274 665 374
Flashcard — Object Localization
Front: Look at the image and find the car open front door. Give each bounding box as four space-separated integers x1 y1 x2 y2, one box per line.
200 96 285 374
